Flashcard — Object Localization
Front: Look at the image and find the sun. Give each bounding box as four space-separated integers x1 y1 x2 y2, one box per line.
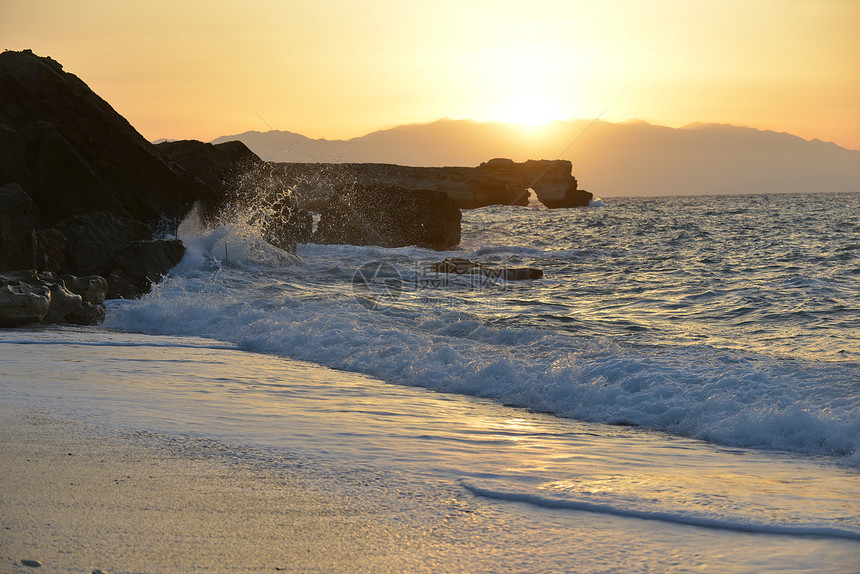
492 92 564 127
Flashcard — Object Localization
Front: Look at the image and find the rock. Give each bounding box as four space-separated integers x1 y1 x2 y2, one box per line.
160 141 313 252
65 301 106 325
62 275 108 305
35 228 66 272
62 275 107 325
156 139 261 196
272 158 592 210
40 278 82 323
56 212 150 276
226 162 313 252
0 279 51 326
260 198 313 252
111 239 185 296
0 271 108 326
477 159 592 208
106 269 141 300
20 559 42 568
0 50 219 227
0 183 43 271
429 258 543 280
314 183 460 250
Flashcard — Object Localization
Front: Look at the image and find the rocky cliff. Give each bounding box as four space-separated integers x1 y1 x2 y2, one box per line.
0 49 218 227
272 158 592 210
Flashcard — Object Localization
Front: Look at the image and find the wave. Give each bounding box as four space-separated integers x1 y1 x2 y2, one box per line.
461 480 860 541
0 337 237 352
103 204 860 467
104 282 860 466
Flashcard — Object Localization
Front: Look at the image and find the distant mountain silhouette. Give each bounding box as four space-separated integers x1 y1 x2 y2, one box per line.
211 119 860 197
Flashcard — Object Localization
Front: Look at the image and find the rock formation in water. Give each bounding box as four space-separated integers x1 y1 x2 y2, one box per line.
429 258 544 280
0 50 215 306
158 140 313 252
314 183 461 250
272 158 593 210
155 139 261 197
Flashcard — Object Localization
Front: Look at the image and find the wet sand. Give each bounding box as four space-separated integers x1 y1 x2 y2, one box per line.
0 407 450 573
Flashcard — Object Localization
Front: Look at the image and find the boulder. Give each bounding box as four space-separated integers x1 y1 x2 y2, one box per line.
35 228 66 272
0 279 51 326
40 278 83 324
62 274 108 305
0 270 107 326
429 258 543 280
56 212 150 276
110 239 185 298
314 183 460 250
0 50 219 227
62 274 108 324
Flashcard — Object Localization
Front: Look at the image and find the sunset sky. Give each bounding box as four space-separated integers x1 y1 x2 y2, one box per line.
2 0 858 150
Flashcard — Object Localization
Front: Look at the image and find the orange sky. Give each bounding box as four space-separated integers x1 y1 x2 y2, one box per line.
2 0 859 150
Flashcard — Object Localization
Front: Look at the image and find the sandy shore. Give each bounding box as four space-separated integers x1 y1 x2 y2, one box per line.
0 406 460 573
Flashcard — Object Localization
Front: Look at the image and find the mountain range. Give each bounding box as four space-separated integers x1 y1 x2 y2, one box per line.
211 119 860 197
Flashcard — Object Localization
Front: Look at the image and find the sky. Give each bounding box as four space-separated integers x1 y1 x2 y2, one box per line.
2 0 859 150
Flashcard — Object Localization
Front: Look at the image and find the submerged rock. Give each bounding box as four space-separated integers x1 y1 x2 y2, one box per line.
429 258 544 280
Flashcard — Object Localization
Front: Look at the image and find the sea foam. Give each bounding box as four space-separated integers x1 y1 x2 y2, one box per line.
105 222 860 466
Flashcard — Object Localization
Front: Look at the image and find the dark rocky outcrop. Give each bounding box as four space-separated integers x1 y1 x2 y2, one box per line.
0 183 43 270
56 212 150 276
429 258 543 281
314 183 460 250
0 271 107 326
0 49 219 227
477 158 592 208
55 211 185 298
159 140 312 252
156 139 261 197
272 158 592 210
110 239 186 299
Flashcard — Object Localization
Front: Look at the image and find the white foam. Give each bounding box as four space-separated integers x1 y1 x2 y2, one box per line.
103 202 860 466
105 264 860 466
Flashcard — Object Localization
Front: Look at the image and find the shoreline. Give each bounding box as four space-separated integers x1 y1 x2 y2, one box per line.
2 330 859 574
0 406 456 573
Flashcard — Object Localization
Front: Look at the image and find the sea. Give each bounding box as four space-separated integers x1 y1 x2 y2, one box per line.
2 191 859 572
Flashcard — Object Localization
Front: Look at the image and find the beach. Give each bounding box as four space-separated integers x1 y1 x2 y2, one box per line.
2 328 859 573
1 407 436 573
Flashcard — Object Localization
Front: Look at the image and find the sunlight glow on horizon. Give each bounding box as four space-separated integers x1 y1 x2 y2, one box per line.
1 0 858 149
